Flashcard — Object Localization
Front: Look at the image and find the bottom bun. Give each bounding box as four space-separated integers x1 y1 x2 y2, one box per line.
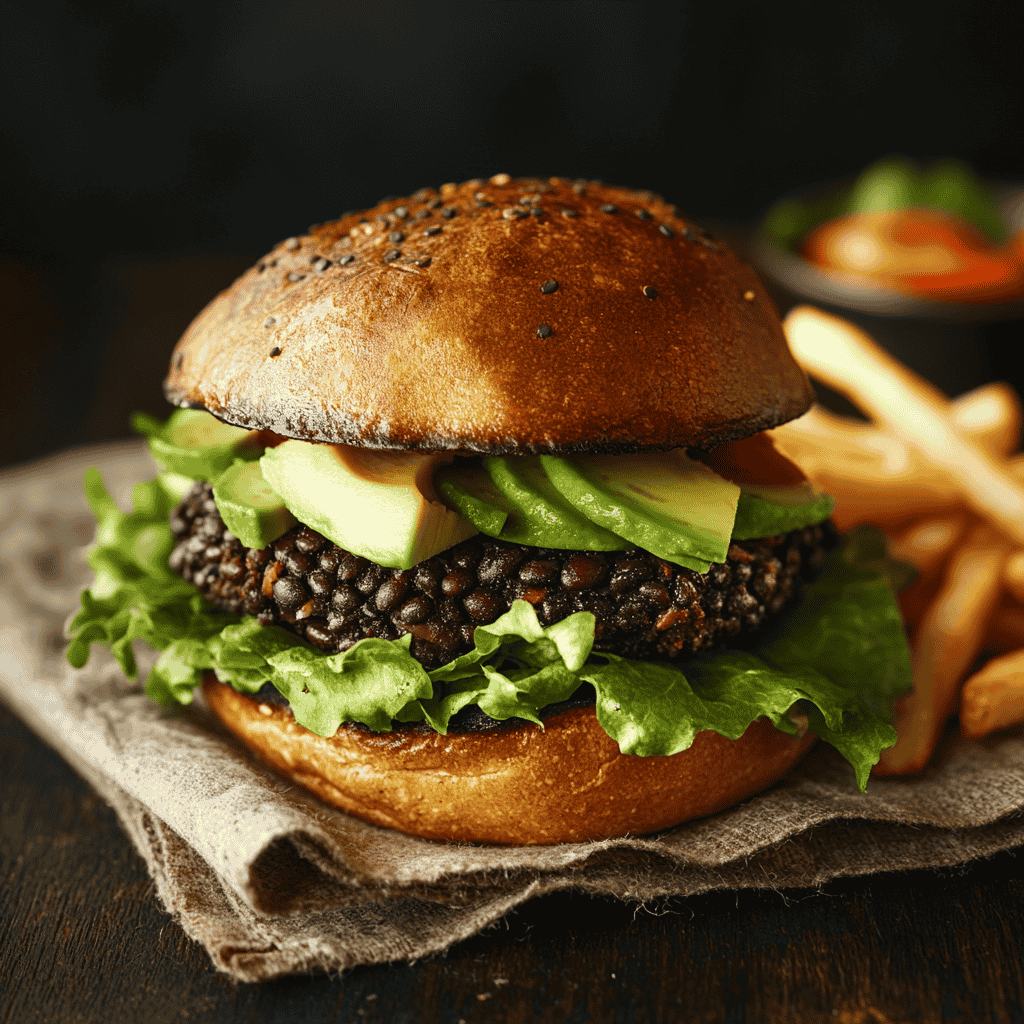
202 675 816 845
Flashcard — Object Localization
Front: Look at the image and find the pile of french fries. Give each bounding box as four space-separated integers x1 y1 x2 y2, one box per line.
775 306 1024 775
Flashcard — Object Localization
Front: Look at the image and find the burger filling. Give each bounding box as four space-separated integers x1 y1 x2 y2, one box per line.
67 411 913 789
168 484 832 670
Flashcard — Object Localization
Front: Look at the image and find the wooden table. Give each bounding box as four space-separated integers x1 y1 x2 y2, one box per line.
4 701 1023 1023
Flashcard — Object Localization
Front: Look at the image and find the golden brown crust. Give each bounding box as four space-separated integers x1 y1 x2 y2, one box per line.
166 177 813 454
202 675 815 845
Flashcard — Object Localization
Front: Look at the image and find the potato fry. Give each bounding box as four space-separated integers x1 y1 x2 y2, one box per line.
961 648 1024 738
889 513 970 574
874 523 1009 775
791 384 1018 457
784 306 1024 545
1003 551 1024 604
949 382 1022 458
771 428 962 530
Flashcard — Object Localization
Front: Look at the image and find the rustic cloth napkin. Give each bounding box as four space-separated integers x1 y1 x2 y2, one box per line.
3 441 1024 983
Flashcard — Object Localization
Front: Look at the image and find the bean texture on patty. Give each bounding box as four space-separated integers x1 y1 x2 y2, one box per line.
169 482 833 670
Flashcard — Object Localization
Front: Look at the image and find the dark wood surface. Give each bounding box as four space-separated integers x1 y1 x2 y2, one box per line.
4 701 1024 1024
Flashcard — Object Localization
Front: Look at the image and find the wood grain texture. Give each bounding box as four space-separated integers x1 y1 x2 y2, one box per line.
4 700 1024 1024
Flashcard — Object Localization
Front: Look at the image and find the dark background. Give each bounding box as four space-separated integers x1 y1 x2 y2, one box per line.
2 0 1022 469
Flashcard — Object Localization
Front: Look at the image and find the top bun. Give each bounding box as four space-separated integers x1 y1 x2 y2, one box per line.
165 176 813 454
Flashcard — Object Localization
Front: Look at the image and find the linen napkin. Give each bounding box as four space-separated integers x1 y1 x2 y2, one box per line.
3 441 1023 982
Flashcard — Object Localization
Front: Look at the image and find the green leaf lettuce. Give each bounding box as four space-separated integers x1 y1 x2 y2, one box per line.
67 471 913 791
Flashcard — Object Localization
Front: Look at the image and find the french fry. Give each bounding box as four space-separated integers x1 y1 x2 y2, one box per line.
771 428 962 530
892 515 971 631
791 384 1018 456
784 306 1024 545
949 382 1022 458
1003 551 1024 605
960 648 1024 738
889 513 969 574
874 523 1009 775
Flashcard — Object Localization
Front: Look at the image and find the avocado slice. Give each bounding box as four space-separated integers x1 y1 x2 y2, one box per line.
211 459 297 549
259 441 479 569
731 487 835 540
539 452 740 572
136 409 256 481
434 461 510 537
483 456 631 550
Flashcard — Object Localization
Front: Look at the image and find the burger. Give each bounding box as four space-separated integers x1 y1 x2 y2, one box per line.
68 175 912 845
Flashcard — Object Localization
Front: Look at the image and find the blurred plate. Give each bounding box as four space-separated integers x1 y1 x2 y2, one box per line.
749 182 1024 323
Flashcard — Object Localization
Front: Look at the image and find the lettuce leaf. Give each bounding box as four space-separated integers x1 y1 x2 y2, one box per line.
67 470 912 789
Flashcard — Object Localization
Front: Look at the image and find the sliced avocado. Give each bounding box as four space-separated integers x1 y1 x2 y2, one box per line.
483 456 631 550
259 441 478 569
434 461 510 537
731 487 835 541
212 459 297 549
539 452 740 572
139 409 256 481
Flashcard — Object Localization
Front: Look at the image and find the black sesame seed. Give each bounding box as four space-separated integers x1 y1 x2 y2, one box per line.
174 352 184 369
269 346 282 357
388 230 405 243
561 209 578 218
475 198 492 208
700 237 720 250
502 207 527 219
264 316 277 327
599 203 619 214
681 227 694 240
441 207 457 219
286 271 304 282
537 324 553 339
658 224 674 238
423 225 442 236
415 209 431 219
339 254 355 265
573 184 587 195
313 257 330 272
428 198 444 209
529 207 544 217
383 249 402 263
394 206 408 219
643 285 658 299
358 218 370 224
411 256 432 267
635 209 652 220
540 279 558 294
284 237 300 251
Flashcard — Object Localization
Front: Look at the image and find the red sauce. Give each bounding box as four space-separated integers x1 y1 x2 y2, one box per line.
802 209 1024 303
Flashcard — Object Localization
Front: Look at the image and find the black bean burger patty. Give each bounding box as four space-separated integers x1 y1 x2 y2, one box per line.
169 482 834 669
